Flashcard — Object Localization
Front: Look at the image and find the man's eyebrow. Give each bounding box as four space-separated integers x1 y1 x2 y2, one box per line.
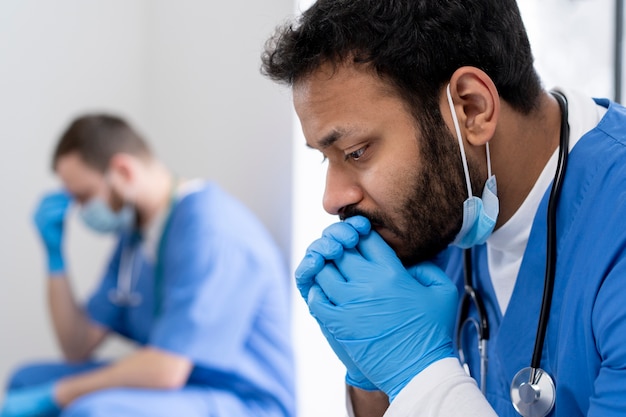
306 128 354 150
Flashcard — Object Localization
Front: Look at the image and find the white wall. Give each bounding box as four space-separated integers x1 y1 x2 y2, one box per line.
518 0 616 99
142 0 293 255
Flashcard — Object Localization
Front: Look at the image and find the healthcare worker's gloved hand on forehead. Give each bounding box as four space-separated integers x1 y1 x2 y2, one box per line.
0 382 61 417
306 230 458 402
33 191 72 275
295 216 377 390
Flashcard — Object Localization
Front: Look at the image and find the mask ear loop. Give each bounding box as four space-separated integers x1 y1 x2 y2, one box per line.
447 84 474 199
446 84 493 195
485 142 492 179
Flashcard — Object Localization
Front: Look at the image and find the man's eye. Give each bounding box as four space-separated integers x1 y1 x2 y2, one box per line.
346 146 368 161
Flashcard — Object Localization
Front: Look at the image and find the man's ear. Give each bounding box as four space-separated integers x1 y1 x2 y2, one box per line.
107 153 137 193
446 66 500 146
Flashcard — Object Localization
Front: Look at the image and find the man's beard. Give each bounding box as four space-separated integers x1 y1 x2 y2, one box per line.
108 185 140 227
109 186 126 212
342 107 483 266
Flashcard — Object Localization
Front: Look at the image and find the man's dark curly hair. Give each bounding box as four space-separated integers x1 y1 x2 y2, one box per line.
261 0 543 117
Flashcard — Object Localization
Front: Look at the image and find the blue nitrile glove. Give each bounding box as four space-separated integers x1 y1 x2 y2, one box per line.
295 216 371 299
295 216 377 390
33 191 72 275
307 230 458 402
0 382 61 417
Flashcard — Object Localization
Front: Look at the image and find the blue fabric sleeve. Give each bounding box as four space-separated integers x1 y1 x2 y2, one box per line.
589 256 626 416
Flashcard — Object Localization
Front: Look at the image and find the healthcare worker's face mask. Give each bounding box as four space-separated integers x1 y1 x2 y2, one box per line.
446 84 499 248
80 178 135 234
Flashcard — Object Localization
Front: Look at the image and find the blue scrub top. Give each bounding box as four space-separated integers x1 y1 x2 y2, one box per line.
85 182 295 417
447 98 626 417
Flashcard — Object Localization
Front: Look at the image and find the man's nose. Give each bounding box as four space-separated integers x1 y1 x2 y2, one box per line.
322 164 363 215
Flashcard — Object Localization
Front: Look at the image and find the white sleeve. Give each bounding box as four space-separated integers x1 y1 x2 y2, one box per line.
383 358 497 417
346 384 355 417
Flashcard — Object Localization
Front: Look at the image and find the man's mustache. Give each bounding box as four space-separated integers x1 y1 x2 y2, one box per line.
340 205 388 230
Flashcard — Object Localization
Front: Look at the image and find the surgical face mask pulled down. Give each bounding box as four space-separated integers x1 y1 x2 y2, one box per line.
80 194 135 234
446 84 499 248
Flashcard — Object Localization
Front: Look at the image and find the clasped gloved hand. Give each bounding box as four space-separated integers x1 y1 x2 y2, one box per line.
0 382 61 417
295 216 377 390
296 216 458 401
33 191 72 275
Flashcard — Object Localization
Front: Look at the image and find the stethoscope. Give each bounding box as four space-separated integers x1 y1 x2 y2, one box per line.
108 234 143 307
457 91 569 417
108 180 179 317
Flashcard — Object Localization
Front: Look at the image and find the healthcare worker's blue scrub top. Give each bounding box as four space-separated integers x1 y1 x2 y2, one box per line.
446 99 626 417
86 182 296 417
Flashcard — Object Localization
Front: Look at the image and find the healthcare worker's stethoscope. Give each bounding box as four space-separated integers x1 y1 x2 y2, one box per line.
108 238 143 307
108 181 178 318
457 91 569 417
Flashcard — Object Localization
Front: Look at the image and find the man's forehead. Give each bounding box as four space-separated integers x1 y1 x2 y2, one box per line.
55 153 104 195
293 62 407 147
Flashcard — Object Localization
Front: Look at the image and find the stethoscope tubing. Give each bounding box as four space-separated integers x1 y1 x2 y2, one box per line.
531 91 569 371
457 249 490 393
110 238 143 307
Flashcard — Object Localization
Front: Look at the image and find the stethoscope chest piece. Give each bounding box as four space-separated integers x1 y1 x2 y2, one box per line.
510 367 555 417
109 288 143 307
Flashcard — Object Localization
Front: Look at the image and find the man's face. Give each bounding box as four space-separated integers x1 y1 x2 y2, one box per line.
294 63 466 264
55 152 124 211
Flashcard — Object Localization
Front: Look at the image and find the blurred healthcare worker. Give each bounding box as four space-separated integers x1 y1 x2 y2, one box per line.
262 0 626 416
1 114 295 417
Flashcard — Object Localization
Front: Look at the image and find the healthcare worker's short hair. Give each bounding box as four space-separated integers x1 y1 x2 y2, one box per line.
261 0 542 118
52 114 152 173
